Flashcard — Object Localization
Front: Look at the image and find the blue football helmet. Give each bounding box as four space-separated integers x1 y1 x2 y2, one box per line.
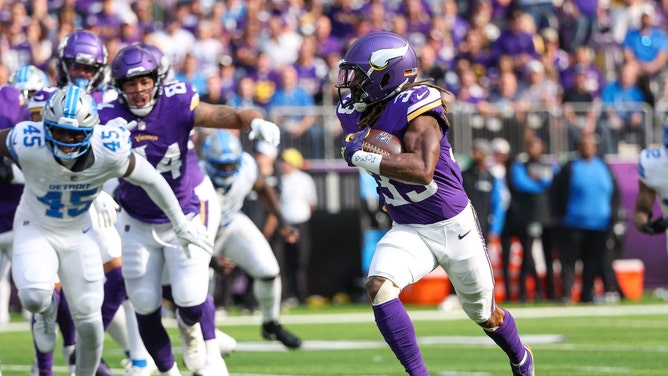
8 65 50 101
202 130 243 189
111 44 162 116
57 30 108 91
42 85 98 160
336 31 418 112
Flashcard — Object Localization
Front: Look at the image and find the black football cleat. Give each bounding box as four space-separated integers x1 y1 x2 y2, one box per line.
261 320 302 349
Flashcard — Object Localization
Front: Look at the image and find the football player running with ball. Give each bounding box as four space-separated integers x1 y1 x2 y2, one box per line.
0 85 212 376
337 31 535 376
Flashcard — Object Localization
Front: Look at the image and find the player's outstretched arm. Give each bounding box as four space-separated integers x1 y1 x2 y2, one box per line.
122 152 213 255
633 180 668 234
0 129 15 162
194 102 280 147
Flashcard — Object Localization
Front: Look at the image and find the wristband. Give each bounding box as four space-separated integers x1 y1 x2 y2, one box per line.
351 150 382 175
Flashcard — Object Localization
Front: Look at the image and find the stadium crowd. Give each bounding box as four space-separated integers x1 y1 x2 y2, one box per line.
0 0 667 157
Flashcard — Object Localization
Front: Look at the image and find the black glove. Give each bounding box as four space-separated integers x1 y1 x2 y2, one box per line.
642 214 668 235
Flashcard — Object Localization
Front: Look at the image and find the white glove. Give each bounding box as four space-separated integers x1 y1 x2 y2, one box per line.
91 191 120 229
174 215 213 258
105 116 138 131
249 118 281 147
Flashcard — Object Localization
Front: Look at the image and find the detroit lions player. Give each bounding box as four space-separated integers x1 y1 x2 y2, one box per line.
202 130 302 349
98 44 280 376
337 32 535 376
634 124 668 238
0 85 211 376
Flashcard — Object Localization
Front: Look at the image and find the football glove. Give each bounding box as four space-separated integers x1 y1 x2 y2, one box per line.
91 191 120 229
105 117 138 131
341 128 370 166
249 118 281 147
642 214 668 235
174 215 213 258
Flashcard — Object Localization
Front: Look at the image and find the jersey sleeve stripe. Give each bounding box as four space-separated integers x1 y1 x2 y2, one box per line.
407 99 442 122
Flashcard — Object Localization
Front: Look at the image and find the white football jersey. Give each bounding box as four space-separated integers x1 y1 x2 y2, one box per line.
7 120 132 230
216 152 258 226
638 146 668 216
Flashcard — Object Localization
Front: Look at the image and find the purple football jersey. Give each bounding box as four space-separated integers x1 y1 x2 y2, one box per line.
98 81 201 223
337 85 468 224
0 85 29 232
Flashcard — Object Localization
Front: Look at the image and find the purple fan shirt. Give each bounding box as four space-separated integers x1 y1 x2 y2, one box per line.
98 81 201 223
0 85 29 232
337 85 468 224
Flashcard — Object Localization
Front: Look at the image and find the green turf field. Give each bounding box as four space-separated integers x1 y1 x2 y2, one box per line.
1 298 667 375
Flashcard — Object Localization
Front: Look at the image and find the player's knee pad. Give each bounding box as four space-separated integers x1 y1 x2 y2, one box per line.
371 279 400 305
72 292 103 319
18 288 52 313
75 314 104 347
129 288 161 315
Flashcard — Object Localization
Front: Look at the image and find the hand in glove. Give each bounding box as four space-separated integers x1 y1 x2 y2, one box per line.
174 215 213 258
105 117 138 131
341 128 370 166
249 118 281 147
91 191 120 229
642 214 668 235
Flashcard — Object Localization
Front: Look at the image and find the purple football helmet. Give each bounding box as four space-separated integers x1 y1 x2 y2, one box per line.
141 43 172 83
111 44 161 116
336 32 418 112
57 30 108 91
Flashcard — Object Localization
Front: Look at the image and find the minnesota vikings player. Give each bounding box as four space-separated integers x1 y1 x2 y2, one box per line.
0 85 212 376
634 124 668 238
201 130 302 348
337 32 535 376
0 79 30 326
141 42 239 371
99 44 280 376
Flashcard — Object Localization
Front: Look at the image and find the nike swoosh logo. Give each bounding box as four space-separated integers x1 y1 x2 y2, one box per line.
33 93 45 101
416 90 428 100
82 227 92 234
458 230 471 240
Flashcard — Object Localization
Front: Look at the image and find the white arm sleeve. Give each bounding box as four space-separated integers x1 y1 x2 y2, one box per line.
122 152 188 229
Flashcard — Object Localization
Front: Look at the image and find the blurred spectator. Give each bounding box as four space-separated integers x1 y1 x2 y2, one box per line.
558 0 600 53
622 10 668 107
260 11 303 68
404 0 433 48
560 46 605 97
491 11 539 74
551 134 621 303
561 65 605 152
249 52 281 109
502 137 558 302
269 65 320 158
174 52 208 96
192 20 226 78
326 0 359 40
200 74 227 105
88 0 123 42
478 70 525 147
362 0 390 33
610 0 655 45
517 59 560 140
313 14 344 59
150 17 196 72
118 12 142 46
1 1 32 71
462 138 502 237
230 76 266 117
454 62 487 105
131 0 156 36
293 35 328 105
514 0 557 31
539 27 569 82
231 21 262 74
276 148 317 306
442 0 470 48
598 61 647 153
216 55 239 104
25 19 52 70
418 43 448 88
490 137 512 179
457 28 495 81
